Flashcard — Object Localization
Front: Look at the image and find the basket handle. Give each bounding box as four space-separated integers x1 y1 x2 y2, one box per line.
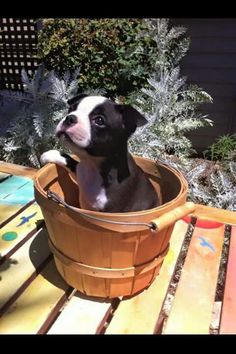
47 189 195 232
150 202 195 232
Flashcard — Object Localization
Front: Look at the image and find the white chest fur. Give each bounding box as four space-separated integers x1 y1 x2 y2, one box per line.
76 160 108 211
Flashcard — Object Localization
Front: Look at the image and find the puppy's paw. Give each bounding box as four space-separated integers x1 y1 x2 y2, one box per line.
40 150 67 166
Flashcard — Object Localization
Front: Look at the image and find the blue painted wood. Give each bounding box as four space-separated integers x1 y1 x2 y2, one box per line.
0 175 31 198
0 178 35 226
0 173 11 183
0 180 34 205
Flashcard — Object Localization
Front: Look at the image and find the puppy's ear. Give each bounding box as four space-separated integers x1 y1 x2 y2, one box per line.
118 105 148 135
126 106 148 127
67 93 88 106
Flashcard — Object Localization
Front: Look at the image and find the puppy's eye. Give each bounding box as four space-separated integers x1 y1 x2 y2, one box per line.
93 115 106 127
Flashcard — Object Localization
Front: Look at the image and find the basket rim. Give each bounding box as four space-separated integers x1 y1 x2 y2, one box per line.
34 155 189 218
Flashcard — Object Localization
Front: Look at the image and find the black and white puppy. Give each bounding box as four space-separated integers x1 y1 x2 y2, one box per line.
40 94 159 212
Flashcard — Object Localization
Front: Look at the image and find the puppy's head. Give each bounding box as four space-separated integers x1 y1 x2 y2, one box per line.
56 94 147 157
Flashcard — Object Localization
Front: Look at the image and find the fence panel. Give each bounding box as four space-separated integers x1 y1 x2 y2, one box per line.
0 18 38 90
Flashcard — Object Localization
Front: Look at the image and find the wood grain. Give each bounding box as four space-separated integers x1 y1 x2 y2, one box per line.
48 292 112 334
220 226 236 334
0 228 51 311
193 204 236 225
0 175 30 198
0 178 35 226
0 162 37 179
105 220 189 334
164 222 225 334
0 260 68 334
0 203 43 258
0 172 11 182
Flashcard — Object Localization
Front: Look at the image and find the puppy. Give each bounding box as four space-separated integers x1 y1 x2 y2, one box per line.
40 94 159 212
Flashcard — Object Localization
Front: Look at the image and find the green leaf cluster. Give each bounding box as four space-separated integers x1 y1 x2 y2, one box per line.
37 18 155 97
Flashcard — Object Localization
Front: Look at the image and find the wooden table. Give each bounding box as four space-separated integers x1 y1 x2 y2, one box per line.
0 162 236 334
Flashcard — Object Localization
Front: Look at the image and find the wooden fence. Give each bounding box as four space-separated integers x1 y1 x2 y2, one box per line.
0 18 38 90
172 18 236 150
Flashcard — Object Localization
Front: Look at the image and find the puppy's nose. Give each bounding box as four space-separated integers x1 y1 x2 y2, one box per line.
64 114 77 126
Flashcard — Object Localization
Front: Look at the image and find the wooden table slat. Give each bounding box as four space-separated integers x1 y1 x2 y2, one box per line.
0 228 51 312
164 221 225 334
193 204 236 226
2 181 35 204
220 226 236 334
0 260 68 334
0 175 30 198
48 292 112 334
0 203 43 258
0 162 37 179
0 179 35 226
105 220 189 334
0 172 11 182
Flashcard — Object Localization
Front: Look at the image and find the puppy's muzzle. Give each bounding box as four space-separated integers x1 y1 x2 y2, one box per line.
64 114 77 126
56 114 78 138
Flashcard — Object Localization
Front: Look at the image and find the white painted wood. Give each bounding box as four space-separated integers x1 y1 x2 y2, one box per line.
0 228 51 310
48 291 112 334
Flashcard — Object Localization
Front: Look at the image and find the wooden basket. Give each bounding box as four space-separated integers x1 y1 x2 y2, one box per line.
34 156 195 298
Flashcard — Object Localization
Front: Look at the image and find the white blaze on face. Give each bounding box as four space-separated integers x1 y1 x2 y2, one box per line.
56 96 107 148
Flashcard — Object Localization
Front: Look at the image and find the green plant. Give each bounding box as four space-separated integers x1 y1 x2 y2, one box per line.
129 18 213 159
37 18 155 98
0 64 81 168
203 134 236 161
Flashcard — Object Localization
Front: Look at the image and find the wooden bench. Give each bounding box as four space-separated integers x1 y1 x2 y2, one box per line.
0 162 235 334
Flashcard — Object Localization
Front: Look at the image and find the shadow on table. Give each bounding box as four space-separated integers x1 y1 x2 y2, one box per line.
29 229 112 303
29 228 67 291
